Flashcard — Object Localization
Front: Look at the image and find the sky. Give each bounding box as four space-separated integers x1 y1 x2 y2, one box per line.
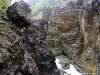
11 0 79 5
11 0 28 5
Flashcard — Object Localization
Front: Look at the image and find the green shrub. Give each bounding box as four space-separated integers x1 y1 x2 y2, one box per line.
31 0 65 15
31 2 43 14
0 0 11 16
31 0 48 14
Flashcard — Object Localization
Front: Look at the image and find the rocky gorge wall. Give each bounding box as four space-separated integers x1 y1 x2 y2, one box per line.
0 1 60 75
41 0 100 74
0 0 100 75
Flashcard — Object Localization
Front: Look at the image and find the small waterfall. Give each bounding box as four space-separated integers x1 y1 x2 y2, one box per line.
55 55 82 75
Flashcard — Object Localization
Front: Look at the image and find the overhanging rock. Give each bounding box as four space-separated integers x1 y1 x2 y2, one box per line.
6 1 32 28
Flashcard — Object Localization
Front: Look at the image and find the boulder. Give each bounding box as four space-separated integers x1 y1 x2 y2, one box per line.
56 55 70 70
6 1 32 28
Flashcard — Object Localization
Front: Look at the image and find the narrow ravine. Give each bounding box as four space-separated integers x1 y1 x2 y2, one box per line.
2 0 99 75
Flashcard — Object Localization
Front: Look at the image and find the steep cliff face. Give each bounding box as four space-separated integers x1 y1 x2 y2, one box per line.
0 0 100 75
0 1 59 75
43 0 84 72
0 16 40 75
79 0 100 74
79 0 98 73
42 0 100 74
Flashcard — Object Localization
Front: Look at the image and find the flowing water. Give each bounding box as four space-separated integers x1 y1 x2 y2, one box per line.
55 57 82 75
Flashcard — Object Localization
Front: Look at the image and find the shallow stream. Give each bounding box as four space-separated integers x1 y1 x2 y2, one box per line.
55 56 82 75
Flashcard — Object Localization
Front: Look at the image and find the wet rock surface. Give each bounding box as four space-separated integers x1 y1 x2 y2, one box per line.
40 0 100 74
55 55 70 70
55 55 83 75
0 1 59 75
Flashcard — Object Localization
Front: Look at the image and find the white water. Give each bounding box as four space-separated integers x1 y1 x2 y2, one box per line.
55 58 82 75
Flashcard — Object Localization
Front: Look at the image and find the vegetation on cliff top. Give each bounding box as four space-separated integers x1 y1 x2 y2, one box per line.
31 0 65 14
1 0 64 15
0 0 11 16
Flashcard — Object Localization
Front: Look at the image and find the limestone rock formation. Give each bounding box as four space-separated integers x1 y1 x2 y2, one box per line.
0 1 60 75
1 0 100 75
0 13 40 75
40 0 100 74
